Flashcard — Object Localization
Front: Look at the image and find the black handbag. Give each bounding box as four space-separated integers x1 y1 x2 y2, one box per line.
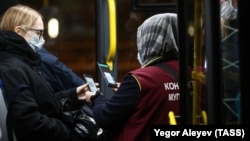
60 98 104 141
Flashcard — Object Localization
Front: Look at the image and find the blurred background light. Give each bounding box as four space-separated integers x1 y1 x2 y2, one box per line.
48 18 59 39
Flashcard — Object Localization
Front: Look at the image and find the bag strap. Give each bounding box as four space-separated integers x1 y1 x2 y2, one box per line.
154 63 178 81
154 63 180 124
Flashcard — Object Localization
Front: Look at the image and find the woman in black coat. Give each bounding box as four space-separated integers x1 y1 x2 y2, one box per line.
0 4 93 141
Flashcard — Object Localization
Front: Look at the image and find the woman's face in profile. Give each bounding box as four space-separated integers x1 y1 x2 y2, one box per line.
18 16 44 43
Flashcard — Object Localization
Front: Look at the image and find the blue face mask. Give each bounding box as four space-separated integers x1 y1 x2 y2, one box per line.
29 35 45 52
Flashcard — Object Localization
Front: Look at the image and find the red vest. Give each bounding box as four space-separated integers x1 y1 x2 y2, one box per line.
114 60 180 141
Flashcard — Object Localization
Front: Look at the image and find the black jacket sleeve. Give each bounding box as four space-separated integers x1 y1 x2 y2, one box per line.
92 74 140 130
1 69 82 141
10 86 79 141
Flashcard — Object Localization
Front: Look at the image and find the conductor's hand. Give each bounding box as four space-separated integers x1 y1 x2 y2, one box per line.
112 82 121 92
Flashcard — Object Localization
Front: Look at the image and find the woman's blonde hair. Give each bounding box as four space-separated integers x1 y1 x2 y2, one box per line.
0 4 42 31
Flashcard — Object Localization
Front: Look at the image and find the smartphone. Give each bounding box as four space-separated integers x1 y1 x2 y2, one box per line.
83 74 98 92
97 62 117 88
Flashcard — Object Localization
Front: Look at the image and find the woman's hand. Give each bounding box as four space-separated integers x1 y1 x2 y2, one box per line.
76 83 95 102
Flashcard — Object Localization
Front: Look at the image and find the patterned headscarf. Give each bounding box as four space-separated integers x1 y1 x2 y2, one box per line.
137 13 178 66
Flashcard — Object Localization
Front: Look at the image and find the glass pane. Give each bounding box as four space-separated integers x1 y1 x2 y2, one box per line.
138 0 176 4
220 0 240 124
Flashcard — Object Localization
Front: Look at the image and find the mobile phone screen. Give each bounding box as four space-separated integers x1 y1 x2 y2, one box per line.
83 74 98 92
97 62 117 88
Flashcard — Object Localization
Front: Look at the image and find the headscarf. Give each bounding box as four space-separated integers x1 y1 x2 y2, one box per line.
137 13 178 66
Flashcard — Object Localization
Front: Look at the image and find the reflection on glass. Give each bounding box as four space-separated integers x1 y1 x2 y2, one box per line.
138 0 176 4
220 0 240 124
